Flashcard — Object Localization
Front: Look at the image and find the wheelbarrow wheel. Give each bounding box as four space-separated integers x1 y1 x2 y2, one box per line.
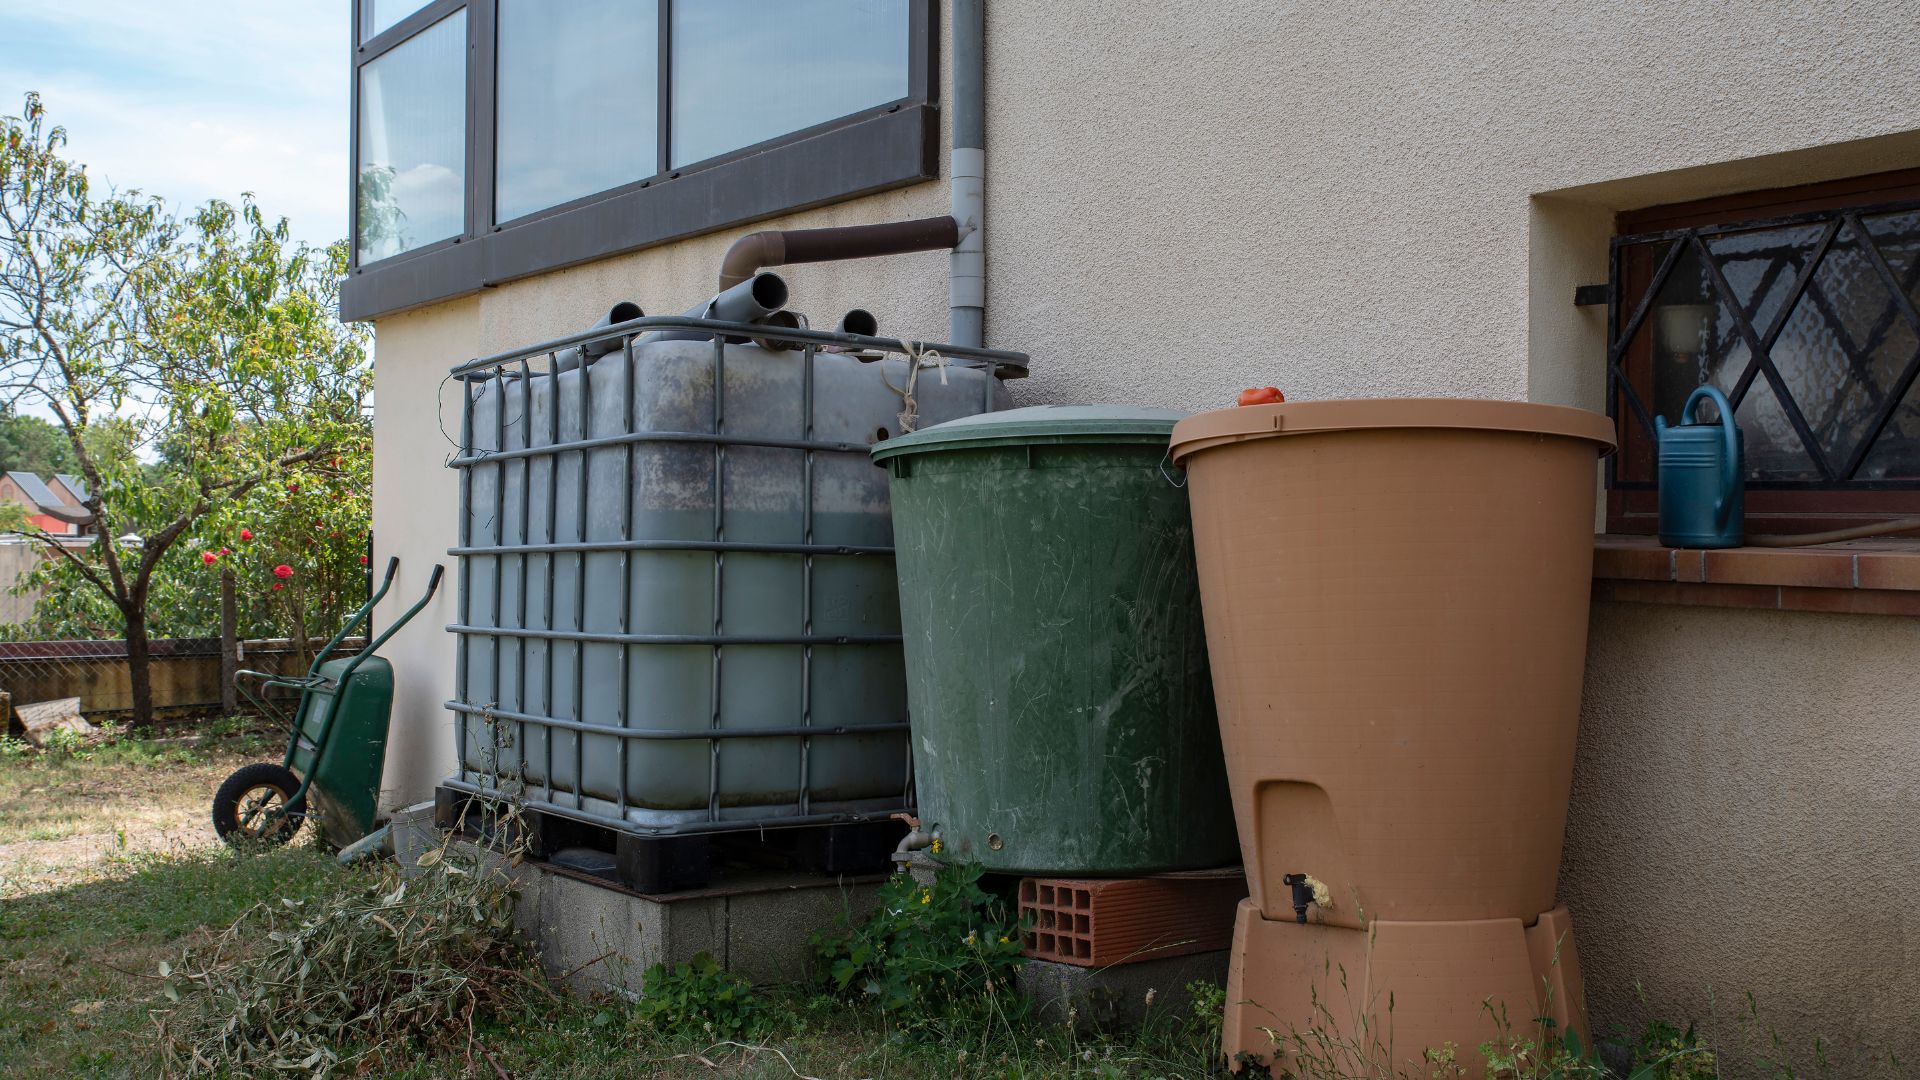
213 762 307 847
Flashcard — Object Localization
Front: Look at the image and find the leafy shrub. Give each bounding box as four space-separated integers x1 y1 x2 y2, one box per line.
810 861 1026 1032
634 951 768 1040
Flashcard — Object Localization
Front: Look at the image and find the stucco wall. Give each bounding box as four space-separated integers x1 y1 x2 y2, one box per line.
369 296 476 809
367 1 1920 1067
1568 601 1920 1072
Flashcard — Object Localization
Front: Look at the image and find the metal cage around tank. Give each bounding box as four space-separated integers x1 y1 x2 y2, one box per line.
441 313 1028 839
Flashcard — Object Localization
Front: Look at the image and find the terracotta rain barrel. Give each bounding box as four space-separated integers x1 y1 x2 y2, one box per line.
1170 398 1615 1075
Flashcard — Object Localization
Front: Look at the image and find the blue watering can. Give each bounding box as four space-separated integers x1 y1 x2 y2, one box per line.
1656 385 1744 548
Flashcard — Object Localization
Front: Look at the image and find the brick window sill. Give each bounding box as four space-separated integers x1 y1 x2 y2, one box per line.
1593 534 1920 616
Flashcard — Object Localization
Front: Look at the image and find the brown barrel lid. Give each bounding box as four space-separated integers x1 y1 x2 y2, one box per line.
1168 398 1617 465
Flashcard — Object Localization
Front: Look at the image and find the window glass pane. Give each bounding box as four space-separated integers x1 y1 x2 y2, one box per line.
1768 218 1918 471
495 0 659 224
670 0 909 168
1639 236 1822 480
357 10 467 264
1853 209 1920 478
364 0 429 41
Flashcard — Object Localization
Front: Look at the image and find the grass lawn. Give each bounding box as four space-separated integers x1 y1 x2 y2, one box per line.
0 726 346 1078
0 725 1221 1079
0 723 277 896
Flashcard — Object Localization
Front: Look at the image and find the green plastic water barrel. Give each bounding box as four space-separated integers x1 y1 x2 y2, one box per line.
872 405 1236 875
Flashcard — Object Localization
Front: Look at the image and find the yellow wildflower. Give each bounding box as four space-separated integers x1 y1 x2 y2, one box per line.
929 838 943 854
920 889 931 905
998 935 1009 944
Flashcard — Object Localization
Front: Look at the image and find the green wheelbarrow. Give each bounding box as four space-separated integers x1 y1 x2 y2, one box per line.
213 558 443 849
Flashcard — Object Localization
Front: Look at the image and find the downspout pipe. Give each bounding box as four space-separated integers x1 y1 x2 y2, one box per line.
949 0 986 348
708 0 986 345
717 218 961 292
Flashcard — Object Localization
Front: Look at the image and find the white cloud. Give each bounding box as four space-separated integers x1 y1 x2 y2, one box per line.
2 0 350 248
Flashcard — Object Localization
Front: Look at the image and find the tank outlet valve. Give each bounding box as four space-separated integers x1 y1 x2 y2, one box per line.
890 813 936 858
1281 873 1330 924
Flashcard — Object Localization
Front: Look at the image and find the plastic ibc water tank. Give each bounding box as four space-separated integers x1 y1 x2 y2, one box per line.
449 335 1015 834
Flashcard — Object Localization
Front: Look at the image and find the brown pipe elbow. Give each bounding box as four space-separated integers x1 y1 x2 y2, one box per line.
717 216 962 291
719 232 787 292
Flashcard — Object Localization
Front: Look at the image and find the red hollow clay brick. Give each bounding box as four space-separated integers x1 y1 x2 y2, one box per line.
1019 876 1245 967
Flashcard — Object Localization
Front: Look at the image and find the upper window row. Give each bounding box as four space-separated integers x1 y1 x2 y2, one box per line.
354 0 914 266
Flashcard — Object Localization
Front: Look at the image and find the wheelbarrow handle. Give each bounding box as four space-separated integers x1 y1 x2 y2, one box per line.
288 562 448 787
304 556 405 676
344 561 446 665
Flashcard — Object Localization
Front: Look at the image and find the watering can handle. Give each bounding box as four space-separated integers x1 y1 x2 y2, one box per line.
1682 385 1740 529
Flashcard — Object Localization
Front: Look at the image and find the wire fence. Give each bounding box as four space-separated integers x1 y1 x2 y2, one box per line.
0 637 343 723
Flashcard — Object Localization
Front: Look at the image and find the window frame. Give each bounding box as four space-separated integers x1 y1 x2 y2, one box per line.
1605 168 1920 535
351 1 476 271
343 0 940 322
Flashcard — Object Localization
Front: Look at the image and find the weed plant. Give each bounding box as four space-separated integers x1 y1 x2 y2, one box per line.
809 861 1028 1043
636 952 771 1041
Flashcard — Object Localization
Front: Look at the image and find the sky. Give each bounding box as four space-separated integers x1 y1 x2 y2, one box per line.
1 1 350 250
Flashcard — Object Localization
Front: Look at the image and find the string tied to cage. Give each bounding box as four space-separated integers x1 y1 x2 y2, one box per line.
889 340 950 433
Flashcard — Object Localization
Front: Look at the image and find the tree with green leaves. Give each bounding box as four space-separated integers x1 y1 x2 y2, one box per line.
0 93 371 725
0 406 76 476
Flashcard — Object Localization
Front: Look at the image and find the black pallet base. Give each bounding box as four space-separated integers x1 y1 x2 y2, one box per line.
433 786 904 894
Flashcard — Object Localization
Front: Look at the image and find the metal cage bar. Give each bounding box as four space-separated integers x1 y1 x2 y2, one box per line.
708 335 726 824
798 341 816 816
543 348 561 800
490 368 509 783
455 377 474 787
443 701 905 741
618 336 637 817
515 356 534 790
451 315 1027 379
438 775 910 838
444 625 898 646
573 333 593 811
448 538 893 557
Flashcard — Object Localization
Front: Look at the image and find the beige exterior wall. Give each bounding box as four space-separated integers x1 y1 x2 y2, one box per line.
369 296 476 810
1569 602 1920 1071
369 1 1920 1066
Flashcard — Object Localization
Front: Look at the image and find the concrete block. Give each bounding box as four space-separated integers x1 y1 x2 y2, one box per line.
388 800 440 870
395 828 883 996
1019 949 1229 1031
725 877 882 983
